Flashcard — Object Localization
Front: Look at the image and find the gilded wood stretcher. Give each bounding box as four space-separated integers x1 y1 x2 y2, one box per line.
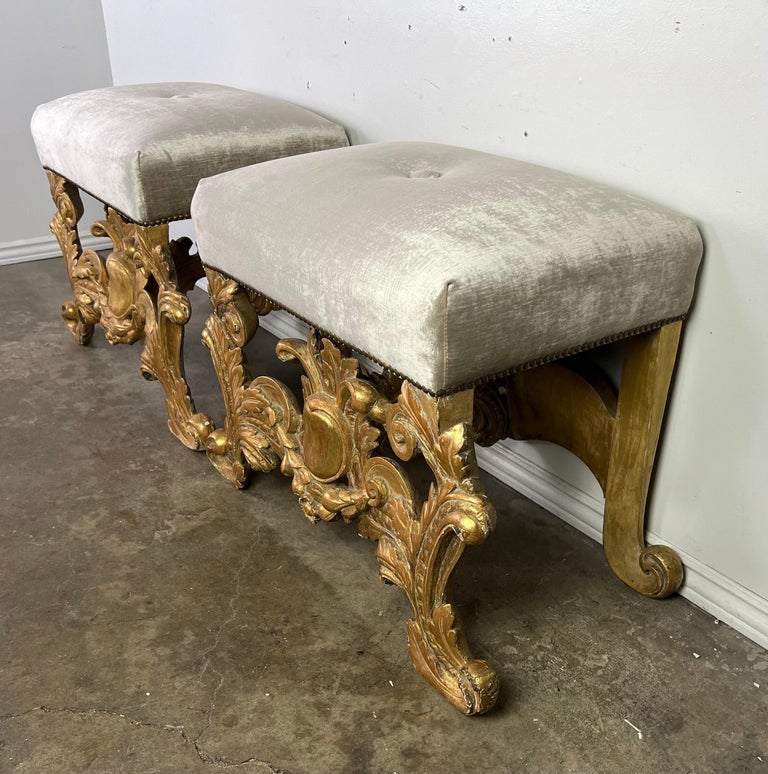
47 171 212 450
202 267 685 715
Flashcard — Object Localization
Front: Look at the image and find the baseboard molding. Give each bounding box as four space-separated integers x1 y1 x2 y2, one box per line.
259 309 310 342
192 279 768 652
476 441 768 651
0 234 112 267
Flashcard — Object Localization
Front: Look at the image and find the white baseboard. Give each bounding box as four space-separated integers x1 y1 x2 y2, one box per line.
476 441 768 651
259 308 310 342
0 234 112 267
194 278 768 651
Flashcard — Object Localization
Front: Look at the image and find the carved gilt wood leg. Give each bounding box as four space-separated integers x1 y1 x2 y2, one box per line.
202 268 282 486
359 385 499 714
479 321 684 599
46 171 103 345
46 174 209 449
202 269 499 713
126 219 212 450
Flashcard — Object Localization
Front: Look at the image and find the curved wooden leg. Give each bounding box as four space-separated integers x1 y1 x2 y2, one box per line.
602 323 683 598
46 171 102 345
360 385 499 714
487 321 685 599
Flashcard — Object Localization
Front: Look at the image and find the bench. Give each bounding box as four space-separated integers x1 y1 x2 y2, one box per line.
191 141 702 714
31 82 348 448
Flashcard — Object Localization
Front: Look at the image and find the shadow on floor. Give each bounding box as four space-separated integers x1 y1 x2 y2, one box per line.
1 259 766 774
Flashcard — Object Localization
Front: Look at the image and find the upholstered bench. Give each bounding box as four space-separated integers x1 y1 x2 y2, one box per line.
191 142 702 714
31 82 348 448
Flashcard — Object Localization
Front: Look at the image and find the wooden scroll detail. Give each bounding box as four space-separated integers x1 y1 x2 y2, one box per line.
47 171 102 345
46 171 210 450
202 268 499 714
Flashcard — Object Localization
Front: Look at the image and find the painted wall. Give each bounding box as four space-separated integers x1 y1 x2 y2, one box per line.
100 1 768 636
0 0 112 245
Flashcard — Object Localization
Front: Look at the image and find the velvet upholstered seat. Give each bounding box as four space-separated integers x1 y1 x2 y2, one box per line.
192 141 702 394
31 82 349 225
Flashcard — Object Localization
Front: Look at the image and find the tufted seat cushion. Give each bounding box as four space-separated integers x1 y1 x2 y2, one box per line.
31 82 349 225
192 141 703 395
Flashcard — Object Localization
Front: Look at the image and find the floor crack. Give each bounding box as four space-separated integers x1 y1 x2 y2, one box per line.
1 705 289 771
2 538 276 770
196 538 260 747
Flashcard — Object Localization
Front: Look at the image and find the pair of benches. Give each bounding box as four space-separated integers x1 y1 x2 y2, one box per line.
31 83 702 715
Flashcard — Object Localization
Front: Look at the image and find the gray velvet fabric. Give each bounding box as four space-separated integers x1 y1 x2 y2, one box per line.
192 142 703 394
31 82 349 224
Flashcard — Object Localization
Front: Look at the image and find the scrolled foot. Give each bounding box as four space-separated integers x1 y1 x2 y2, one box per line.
204 428 250 488
639 544 684 599
166 410 215 452
458 660 501 715
61 301 95 345
604 541 684 599
407 607 500 715
185 412 215 449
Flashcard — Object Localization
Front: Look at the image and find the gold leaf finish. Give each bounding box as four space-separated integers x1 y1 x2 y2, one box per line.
202 267 686 710
202 269 279 486
360 384 498 714
602 324 684 598
132 223 211 450
47 171 101 345
90 209 146 344
45 172 211 450
500 324 684 598
202 270 499 714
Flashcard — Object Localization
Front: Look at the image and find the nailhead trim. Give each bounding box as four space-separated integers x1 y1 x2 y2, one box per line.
204 264 686 397
44 168 190 227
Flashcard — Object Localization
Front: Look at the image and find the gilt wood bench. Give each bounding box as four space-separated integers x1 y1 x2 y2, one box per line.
191 141 702 714
31 82 348 448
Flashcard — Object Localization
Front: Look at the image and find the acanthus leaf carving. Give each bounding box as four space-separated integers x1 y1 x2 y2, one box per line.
47 171 101 344
202 269 499 714
46 174 211 450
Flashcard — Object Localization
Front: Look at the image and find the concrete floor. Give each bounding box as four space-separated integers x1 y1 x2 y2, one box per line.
1 258 767 774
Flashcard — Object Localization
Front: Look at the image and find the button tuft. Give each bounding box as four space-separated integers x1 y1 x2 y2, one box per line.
409 169 442 179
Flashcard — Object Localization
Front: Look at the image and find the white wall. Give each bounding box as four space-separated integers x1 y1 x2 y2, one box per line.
101 1 768 642
0 0 112 252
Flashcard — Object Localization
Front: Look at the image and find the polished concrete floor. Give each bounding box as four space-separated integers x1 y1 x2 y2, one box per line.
1 258 767 774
